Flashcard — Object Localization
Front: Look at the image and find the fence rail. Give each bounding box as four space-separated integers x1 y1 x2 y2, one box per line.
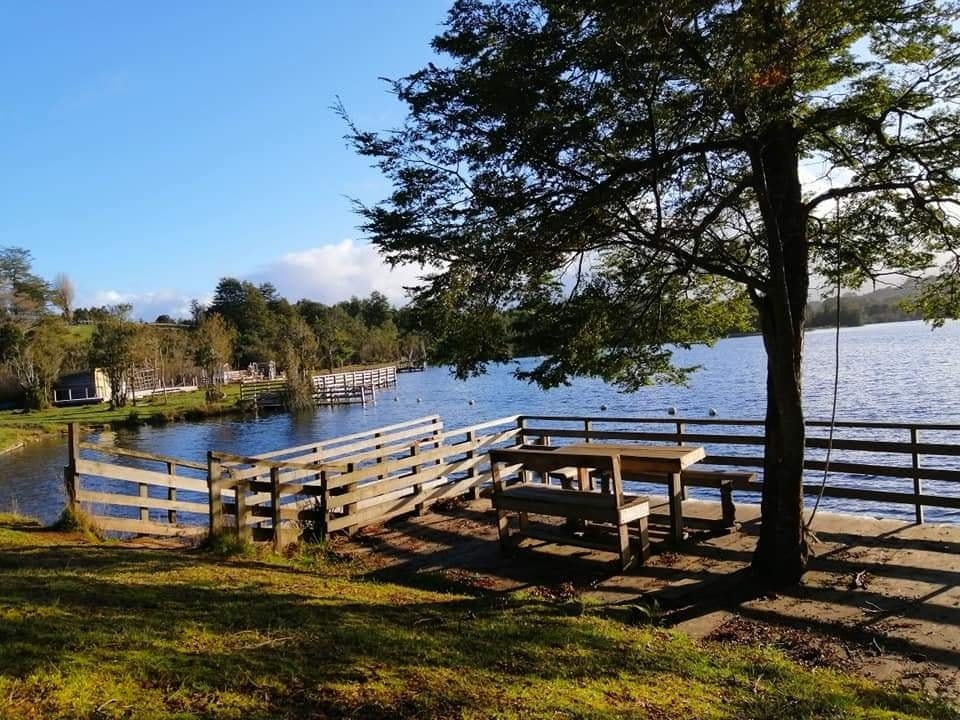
518 415 960 523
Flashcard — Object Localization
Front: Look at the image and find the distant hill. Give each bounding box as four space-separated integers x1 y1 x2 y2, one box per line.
806 282 922 328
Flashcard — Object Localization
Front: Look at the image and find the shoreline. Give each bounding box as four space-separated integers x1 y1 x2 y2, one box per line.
0 393 255 454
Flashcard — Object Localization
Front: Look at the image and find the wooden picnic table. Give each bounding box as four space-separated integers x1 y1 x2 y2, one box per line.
543 443 706 541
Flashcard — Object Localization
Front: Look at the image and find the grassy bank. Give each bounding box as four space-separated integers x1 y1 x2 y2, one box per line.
0 522 954 719
0 386 245 451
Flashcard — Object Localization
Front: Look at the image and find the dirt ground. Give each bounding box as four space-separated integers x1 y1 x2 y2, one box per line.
335 496 960 701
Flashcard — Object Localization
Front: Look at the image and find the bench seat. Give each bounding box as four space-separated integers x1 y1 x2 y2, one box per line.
548 465 754 530
494 484 650 524
492 484 651 570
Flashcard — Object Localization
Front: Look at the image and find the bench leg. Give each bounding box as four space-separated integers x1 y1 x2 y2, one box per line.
720 485 737 528
518 511 529 531
496 508 512 551
617 523 635 571
667 472 684 542
635 517 651 564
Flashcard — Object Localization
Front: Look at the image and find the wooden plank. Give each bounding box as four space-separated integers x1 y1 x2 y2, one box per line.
312 434 447 468
326 441 451 489
327 474 479 532
439 415 522 440
493 487 648 524
236 415 440 460
250 414 440 460
77 489 209 514
247 479 322 497
318 422 444 462
703 454 960 483
76 458 209 493
91 515 205 537
519 414 960 432
78 443 208 471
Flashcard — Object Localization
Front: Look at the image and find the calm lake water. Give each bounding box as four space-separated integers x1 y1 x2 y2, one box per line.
3 319 959 525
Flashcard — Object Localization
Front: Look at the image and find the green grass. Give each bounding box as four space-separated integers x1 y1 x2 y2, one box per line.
0 525 954 720
0 386 244 451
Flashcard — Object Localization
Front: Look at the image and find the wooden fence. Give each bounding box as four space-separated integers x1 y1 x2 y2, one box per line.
239 366 398 408
207 414 522 548
239 378 286 405
312 366 397 392
516 415 960 523
64 424 210 537
65 413 960 542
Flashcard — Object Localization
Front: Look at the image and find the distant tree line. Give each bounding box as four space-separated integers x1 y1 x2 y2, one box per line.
805 284 924 329
0 247 430 411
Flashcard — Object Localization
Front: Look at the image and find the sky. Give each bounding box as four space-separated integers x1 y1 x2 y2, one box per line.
0 1 451 319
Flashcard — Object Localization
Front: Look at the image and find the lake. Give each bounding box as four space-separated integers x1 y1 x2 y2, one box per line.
3 319 959 525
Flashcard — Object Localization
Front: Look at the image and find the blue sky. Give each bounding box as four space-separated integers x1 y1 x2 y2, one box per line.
1 1 450 318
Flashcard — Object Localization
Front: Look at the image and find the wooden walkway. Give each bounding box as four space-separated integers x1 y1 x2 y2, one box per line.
338 497 960 701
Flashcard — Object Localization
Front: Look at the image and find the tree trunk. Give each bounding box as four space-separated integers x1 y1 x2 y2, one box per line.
753 300 809 585
750 119 811 586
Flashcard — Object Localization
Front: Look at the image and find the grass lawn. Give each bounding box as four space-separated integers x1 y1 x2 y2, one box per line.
0 386 244 451
0 518 955 720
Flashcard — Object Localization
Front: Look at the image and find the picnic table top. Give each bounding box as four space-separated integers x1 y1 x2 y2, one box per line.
489 442 706 474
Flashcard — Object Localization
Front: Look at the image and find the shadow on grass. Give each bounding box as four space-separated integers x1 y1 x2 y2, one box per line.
1 541 953 719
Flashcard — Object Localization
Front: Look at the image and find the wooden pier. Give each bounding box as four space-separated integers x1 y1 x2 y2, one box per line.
312 365 396 406
397 361 427 373
238 365 398 409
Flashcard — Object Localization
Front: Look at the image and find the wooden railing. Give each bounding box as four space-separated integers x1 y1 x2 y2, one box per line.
312 366 397 392
239 378 287 403
65 424 210 537
517 415 960 523
207 414 522 547
68 413 960 542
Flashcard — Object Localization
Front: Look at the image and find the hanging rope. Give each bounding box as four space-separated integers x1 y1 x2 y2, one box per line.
806 199 843 531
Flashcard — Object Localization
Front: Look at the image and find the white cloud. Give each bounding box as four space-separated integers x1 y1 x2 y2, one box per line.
248 239 429 305
82 240 430 320
84 289 202 321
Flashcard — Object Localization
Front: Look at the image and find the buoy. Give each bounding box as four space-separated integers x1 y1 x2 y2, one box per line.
667 406 677 415
600 404 608 411
394 397 399 402
417 398 422 403
708 407 718 416
468 399 475 405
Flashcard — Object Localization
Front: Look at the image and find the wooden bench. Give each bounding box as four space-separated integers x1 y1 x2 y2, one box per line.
548 465 754 530
489 447 651 570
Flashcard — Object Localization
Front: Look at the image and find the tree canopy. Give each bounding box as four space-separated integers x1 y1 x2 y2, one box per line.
347 0 960 585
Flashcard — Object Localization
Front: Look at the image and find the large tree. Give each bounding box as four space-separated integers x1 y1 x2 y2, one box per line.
347 0 960 585
89 315 137 408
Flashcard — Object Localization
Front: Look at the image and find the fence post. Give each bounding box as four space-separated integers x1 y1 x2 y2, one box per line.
344 462 357 534
411 442 425 515
64 423 80 513
675 421 685 446
318 469 329 541
911 427 923 524
166 462 177 525
584 419 592 443
235 480 251 542
467 429 480 500
207 451 224 536
270 465 283 552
